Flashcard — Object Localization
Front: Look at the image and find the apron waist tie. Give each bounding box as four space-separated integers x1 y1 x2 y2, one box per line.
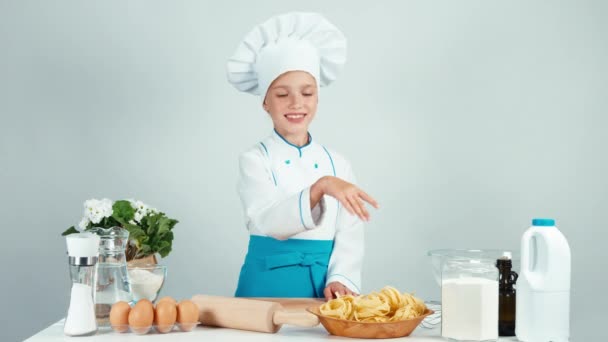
264 252 328 297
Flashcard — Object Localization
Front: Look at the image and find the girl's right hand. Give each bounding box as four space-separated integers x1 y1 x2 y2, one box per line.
311 176 379 222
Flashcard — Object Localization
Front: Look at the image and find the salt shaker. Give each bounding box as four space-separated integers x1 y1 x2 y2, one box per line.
64 232 100 336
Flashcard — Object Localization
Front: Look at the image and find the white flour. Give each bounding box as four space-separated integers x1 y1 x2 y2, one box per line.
129 269 164 301
64 283 97 336
441 277 498 341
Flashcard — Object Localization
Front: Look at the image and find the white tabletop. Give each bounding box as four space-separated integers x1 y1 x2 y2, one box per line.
25 319 519 342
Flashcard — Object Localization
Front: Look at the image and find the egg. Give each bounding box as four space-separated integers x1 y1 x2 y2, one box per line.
109 301 130 333
154 301 177 333
128 299 154 334
157 296 177 305
176 300 199 332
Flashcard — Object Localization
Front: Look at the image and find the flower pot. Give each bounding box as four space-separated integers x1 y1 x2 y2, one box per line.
127 254 157 267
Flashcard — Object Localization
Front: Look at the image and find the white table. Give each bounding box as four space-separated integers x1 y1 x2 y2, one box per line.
25 319 519 341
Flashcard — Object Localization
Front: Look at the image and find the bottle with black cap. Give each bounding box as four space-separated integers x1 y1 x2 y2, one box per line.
496 251 518 336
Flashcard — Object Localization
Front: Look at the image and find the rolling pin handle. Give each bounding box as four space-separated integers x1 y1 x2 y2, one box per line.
272 310 320 327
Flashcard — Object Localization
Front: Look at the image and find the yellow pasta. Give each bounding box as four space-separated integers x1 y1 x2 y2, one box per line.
319 286 427 322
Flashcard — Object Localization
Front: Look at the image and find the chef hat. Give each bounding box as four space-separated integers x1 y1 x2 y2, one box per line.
226 12 347 102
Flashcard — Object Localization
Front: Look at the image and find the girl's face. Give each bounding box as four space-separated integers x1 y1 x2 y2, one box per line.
263 71 318 139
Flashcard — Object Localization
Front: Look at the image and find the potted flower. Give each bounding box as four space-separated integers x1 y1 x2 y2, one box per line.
62 198 178 264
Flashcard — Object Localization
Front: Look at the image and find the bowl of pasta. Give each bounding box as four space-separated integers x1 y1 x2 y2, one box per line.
307 286 433 339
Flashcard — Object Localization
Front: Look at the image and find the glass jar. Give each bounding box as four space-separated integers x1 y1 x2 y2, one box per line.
89 227 132 325
441 258 499 342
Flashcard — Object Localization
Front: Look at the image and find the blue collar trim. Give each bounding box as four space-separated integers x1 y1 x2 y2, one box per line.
273 129 312 157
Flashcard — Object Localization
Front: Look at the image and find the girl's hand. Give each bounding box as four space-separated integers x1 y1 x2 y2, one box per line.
311 176 379 222
323 281 358 301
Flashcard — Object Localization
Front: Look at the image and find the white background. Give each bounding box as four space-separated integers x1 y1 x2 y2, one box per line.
1 1 606 340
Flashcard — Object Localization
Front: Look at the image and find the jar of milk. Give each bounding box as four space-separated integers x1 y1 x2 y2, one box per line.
441 258 499 341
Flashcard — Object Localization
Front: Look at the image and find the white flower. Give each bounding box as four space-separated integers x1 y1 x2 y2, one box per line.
134 210 144 223
129 199 157 223
83 198 114 224
78 217 90 231
133 200 148 212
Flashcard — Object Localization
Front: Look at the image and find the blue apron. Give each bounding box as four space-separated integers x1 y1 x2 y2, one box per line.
235 235 334 298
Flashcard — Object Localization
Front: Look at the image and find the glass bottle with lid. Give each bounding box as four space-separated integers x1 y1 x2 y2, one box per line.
496 252 518 336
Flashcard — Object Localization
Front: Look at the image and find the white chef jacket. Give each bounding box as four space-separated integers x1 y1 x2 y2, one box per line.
237 130 364 293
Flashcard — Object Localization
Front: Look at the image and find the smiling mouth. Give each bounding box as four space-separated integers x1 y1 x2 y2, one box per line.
284 113 307 119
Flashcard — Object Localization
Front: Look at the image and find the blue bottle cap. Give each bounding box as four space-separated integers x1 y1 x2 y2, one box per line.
532 218 555 227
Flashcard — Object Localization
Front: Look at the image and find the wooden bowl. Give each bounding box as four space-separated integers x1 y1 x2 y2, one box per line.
306 306 434 339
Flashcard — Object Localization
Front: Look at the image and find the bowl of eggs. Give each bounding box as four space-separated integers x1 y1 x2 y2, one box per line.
109 296 199 334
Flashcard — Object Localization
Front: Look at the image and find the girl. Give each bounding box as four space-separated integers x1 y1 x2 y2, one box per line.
227 12 379 300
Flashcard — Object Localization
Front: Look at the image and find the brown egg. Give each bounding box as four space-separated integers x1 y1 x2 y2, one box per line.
128 299 154 334
157 296 177 305
176 300 199 332
154 301 177 333
109 301 130 333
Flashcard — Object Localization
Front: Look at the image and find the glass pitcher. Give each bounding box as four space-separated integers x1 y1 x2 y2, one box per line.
441 258 498 342
89 226 132 325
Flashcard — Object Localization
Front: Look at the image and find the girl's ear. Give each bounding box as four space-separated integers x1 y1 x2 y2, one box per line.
262 101 269 113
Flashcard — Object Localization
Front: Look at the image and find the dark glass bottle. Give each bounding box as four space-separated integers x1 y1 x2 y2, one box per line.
496 255 518 336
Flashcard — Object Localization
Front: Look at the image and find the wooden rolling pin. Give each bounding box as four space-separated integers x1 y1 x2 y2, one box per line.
191 295 320 333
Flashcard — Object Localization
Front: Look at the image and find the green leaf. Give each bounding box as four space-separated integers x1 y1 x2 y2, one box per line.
112 200 135 222
136 244 152 258
124 224 146 242
157 240 172 258
114 206 179 259
114 217 127 226
158 217 178 236
100 216 120 228
147 216 159 236
62 226 79 236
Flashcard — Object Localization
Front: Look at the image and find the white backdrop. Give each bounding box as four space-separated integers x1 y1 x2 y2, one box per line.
1 1 606 340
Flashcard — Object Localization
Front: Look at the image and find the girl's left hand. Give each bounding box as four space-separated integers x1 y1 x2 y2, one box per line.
323 281 358 301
